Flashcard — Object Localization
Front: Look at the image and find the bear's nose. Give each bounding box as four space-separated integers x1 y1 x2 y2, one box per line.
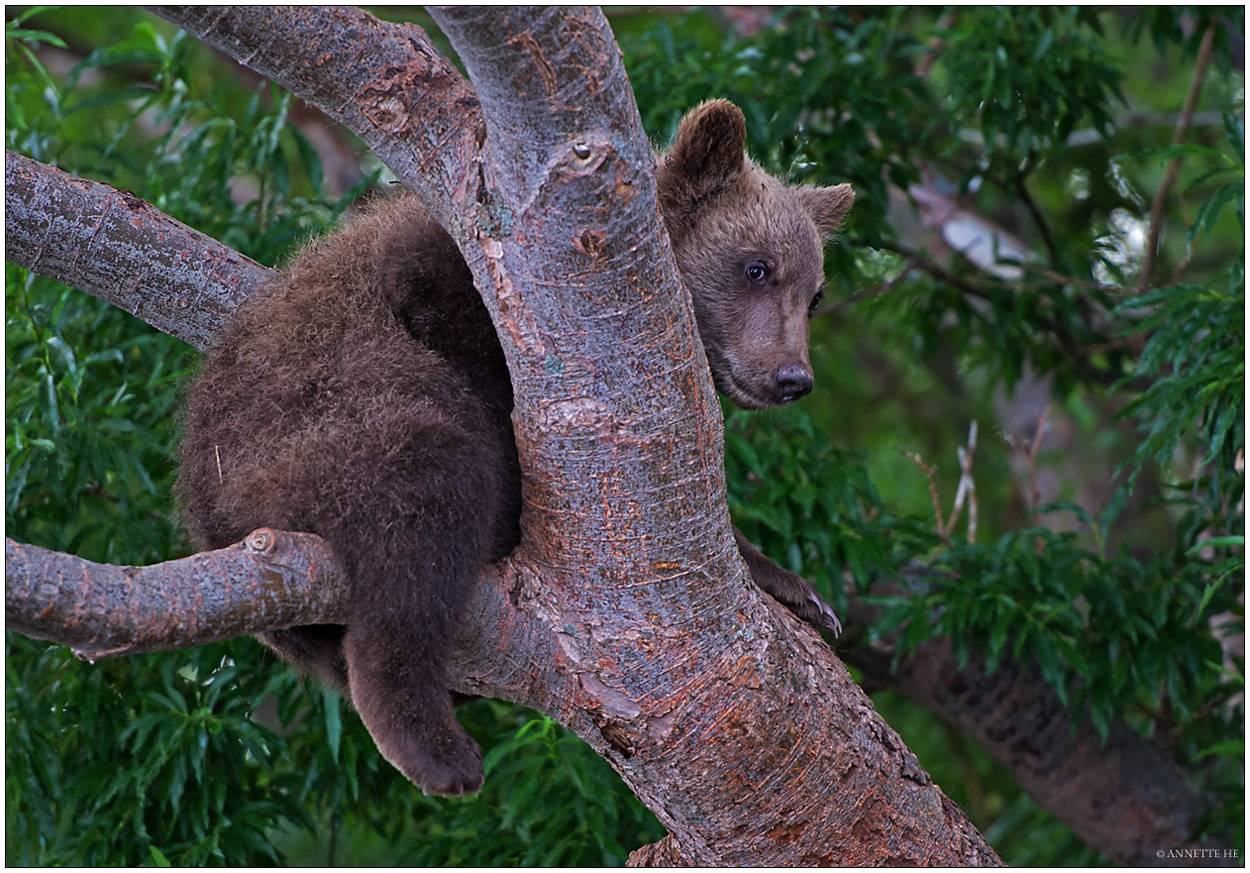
774 365 814 404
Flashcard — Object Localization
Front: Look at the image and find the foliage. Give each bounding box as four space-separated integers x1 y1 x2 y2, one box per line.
5 5 1245 867
266 690 662 866
935 7 1125 156
6 635 304 866
724 404 936 617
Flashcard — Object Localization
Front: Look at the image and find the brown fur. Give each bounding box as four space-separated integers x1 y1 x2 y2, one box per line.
658 101 853 409
178 100 852 796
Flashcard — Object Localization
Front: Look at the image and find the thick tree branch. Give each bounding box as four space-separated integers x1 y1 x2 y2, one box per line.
5 530 348 660
891 641 1224 867
4 151 274 351
841 585 1227 867
420 9 1003 865
426 4 721 588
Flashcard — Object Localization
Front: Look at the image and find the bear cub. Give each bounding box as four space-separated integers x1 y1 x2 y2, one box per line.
179 100 853 797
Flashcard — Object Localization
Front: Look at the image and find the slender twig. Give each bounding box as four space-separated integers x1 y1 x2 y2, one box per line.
1019 263 1130 294
947 421 979 543
962 443 978 544
1026 405 1051 523
1013 151 1059 269
884 237 1131 295
825 258 916 314
878 240 1154 391
899 448 949 544
1136 19 1218 295
875 240 997 298
1025 405 1052 554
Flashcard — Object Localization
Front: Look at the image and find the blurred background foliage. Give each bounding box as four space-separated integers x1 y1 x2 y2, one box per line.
5 5 1243 866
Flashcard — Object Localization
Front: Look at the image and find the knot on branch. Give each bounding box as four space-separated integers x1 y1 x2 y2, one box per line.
244 528 276 553
555 132 615 177
243 528 324 567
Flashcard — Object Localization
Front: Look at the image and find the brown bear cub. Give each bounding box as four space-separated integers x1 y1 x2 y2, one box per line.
179 100 853 797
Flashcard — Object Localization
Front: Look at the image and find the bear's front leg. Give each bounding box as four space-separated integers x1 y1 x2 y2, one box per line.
732 526 842 636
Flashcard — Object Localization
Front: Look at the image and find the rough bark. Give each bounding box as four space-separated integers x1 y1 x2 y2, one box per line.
5 530 349 661
4 151 275 351
147 5 482 240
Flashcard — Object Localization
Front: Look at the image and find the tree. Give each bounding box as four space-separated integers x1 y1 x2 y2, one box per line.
6 6 1243 866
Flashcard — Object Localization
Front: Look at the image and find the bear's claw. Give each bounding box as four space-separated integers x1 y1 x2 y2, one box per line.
809 591 842 637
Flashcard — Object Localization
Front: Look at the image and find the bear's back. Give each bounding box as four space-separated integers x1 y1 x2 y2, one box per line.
178 194 520 557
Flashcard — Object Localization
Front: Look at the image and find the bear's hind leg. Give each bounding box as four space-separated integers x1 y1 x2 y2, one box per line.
312 394 504 796
337 451 498 795
345 618 484 796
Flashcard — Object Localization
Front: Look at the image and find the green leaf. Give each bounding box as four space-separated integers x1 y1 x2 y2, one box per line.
325 690 341 764
63 86 157 115
6 26 67 48
1189 182 1245 244
37 372 59 432
1188 536 1245 553
1195 738 1244 760
1223 111 1245 161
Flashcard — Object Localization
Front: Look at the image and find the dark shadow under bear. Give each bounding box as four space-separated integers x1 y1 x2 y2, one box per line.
179 100 853 796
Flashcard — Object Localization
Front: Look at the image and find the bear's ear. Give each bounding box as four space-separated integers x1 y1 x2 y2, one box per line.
798 183 855 235
664 99 747 188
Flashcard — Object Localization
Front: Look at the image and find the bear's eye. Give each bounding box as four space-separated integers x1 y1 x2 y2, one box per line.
744 260 771 285
740 260 770 283
808 290 824 315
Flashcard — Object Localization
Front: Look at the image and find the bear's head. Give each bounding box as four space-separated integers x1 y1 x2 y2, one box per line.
656 100 853 410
